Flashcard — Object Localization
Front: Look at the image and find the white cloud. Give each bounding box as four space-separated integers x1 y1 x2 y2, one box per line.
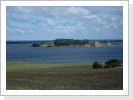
66 6 89 16
7 12 29 21
83 15 97 19
83 15 102 24
111 17 117 21
12 6 90 19
87 6 123 16
93 26 101 32
7 6 123 40
83 15 108 25
46 20 55 26
15 29 25 33
13 6 34 13
95 28 100 32
113 25 118 28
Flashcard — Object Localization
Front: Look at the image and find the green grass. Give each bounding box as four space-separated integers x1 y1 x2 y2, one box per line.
6 62 93 71
6 62 123 90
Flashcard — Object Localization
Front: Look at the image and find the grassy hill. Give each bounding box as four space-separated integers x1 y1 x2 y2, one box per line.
32 39 109 47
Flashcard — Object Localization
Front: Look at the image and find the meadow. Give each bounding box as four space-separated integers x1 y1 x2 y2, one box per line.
6 62 123 90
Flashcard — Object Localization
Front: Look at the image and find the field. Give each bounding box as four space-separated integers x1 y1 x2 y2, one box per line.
6 62 123 90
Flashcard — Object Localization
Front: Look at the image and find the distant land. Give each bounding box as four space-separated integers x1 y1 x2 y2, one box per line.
6 39 123 47
6 39 123 42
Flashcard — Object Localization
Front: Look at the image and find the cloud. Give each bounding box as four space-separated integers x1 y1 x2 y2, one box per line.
83 15 109 25
15 29 26 33
65 6 89 16
62 22 77 27
6 6 123 40
111 17 117 21
84 6 123 15
11 6 90 19
92 26 101 32
46 20 55 26
12 6 34 13
7 12 29 22
113 25 118 28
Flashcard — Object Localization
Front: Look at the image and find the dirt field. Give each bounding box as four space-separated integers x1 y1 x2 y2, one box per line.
6 63 123 90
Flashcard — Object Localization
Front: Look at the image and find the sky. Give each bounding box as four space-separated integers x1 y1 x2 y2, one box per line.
6 6 123 40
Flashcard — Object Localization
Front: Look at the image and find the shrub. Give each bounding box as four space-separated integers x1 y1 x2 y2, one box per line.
32 43 40 47
92 61 102 69
104 64 112 68
105 59 122 68
111 63 122 67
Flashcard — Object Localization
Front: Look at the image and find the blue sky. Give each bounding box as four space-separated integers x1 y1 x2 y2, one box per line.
6 6 123 40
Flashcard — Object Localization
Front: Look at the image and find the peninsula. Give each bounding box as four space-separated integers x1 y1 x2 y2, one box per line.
31 39 123 47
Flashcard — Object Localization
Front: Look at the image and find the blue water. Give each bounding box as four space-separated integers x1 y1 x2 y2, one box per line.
6 44 123 63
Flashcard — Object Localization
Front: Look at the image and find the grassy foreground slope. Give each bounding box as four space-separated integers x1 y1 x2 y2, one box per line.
6 62 92 71
6 62 123 90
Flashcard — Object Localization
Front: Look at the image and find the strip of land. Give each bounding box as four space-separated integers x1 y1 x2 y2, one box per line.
6 62 123 90
32 39 123 47
7 39 123 47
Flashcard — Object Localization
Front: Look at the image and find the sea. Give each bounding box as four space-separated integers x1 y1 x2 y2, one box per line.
6 43 123 63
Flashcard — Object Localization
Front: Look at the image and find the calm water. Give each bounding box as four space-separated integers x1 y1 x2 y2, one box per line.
6 44 123 63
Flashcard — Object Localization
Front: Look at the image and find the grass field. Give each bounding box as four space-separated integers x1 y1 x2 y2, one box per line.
6 62 123 90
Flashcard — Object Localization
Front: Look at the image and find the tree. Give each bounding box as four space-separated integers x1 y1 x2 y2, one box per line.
105 59 121 68
54 39 88 45
92 61 102 69
32 43 40 47
104 64 112 68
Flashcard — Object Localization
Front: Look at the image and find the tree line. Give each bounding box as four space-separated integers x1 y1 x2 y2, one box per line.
54 39 89 45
